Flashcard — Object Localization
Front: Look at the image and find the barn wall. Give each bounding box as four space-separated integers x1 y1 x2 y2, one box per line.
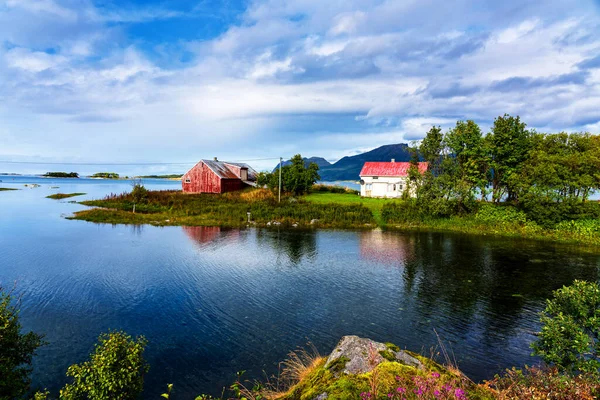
221 179 245 193
182 162 222 193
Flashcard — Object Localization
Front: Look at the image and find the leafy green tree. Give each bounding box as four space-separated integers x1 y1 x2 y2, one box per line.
0 286 45 399
444 120 489 201
263 155 320 196
60 331 149 400
487 114 532 202
532 280 600 375
130 179 148 204
419 126 444 175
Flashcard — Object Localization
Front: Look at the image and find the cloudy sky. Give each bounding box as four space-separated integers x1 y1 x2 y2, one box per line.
1 0 599 174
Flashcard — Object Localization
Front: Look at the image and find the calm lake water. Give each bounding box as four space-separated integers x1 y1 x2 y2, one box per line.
1 175 599 399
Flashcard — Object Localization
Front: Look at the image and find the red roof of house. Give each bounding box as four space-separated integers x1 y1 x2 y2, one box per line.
359 162 428 177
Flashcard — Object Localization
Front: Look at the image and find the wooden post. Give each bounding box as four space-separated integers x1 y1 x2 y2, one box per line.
278 157 282 203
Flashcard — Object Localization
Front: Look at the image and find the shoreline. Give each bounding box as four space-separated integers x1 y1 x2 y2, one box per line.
69 194 600 248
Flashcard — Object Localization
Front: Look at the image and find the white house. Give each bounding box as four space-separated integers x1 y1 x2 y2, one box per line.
359 160 428 198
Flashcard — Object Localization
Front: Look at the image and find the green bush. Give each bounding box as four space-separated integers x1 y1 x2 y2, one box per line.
0 287 45 399
60 331 149 400
532 280 600 375
131 184 149 204
474 204 528 225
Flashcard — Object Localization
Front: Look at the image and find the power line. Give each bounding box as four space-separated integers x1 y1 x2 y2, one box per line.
0 157 283 166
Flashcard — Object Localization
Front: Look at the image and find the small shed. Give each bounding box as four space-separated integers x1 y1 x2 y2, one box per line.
182 158 257 194
359 160 428 198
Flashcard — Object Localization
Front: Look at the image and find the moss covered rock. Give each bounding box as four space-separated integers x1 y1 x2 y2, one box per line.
279 336 494 400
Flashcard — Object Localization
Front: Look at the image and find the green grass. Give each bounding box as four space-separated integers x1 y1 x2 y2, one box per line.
304 192 398 226
382 202 600 247
70 189 375 228
0 188 18 191
47 192 86 200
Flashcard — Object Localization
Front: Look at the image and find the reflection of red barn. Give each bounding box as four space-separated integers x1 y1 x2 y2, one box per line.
182 226 241 247
182 158 257 194
183 226 222 244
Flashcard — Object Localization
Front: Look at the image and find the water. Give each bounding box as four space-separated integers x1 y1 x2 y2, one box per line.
1 176 599 398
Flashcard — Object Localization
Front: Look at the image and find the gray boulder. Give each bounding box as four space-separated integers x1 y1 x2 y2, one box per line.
325 335 423 376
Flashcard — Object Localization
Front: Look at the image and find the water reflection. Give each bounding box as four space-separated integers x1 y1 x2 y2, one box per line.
2 187 600 400
255 229 317 265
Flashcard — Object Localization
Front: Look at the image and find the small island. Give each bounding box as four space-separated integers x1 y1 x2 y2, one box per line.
0 188 18 191
90 172 119 179
43 172 79 178
138 174 183 179
47 193 86 200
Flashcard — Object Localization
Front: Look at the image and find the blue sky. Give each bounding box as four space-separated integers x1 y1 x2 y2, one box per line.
1 0 600 174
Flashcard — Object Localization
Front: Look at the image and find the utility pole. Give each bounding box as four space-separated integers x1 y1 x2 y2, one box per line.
278 157 282 203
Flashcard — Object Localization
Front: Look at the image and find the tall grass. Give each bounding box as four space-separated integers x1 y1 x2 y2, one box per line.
72 189 375 228
381 201 600 246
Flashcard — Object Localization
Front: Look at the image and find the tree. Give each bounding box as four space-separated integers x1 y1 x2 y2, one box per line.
487 114 532 203
419 126 444 176
60 331 149 400
532 280 600 375
263 155 320 196
0 286 45 399
130 178 148 204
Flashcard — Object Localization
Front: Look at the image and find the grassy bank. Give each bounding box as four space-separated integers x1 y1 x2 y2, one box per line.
304 192 388 225
70 189 375 228
382 202 600 246
47 192 86 199
70 187 600 246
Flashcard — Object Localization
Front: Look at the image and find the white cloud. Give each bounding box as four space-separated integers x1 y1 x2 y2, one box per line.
496 18 540 44
4 47 67 72
4 0 77 19
330 11 366 35
1 0 600 172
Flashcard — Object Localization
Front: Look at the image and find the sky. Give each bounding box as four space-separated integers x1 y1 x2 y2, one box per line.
1 0 600 175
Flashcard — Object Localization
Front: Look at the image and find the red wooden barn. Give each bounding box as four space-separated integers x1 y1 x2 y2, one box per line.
182 158 258 194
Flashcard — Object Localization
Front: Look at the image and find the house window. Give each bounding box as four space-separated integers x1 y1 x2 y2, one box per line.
366 184 373 190
393 184 396 191
373 176 379 179
184 178 191 183
398 184 403 190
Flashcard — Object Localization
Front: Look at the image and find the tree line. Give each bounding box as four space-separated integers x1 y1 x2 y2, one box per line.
402 114 600 228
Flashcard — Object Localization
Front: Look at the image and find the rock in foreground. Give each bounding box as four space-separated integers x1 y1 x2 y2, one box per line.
280 336 493 400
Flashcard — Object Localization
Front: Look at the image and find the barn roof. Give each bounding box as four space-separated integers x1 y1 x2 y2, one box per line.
201 160 258 181
359 161 428 177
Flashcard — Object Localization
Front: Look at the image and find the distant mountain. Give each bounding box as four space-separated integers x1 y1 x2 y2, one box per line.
272 157 331 172
274 144 412 181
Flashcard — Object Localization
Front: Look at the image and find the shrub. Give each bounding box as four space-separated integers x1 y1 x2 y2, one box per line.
532 280 600 375
60 331 149 400
131 183 149 204
0 286 45 399
492 366 599 399
474 204 528 225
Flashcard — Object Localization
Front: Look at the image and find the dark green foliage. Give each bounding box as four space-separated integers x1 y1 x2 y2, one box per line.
43 172 79 178
90 173 119 179
60 331 149 400
311 184 358 194
130 182 149 204
0 287 45 399
486 114 532 202
46 193 86 200
264 154 320 195
532 280 600 375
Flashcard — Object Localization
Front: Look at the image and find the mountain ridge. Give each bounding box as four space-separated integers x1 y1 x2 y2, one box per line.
274 143 412 181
